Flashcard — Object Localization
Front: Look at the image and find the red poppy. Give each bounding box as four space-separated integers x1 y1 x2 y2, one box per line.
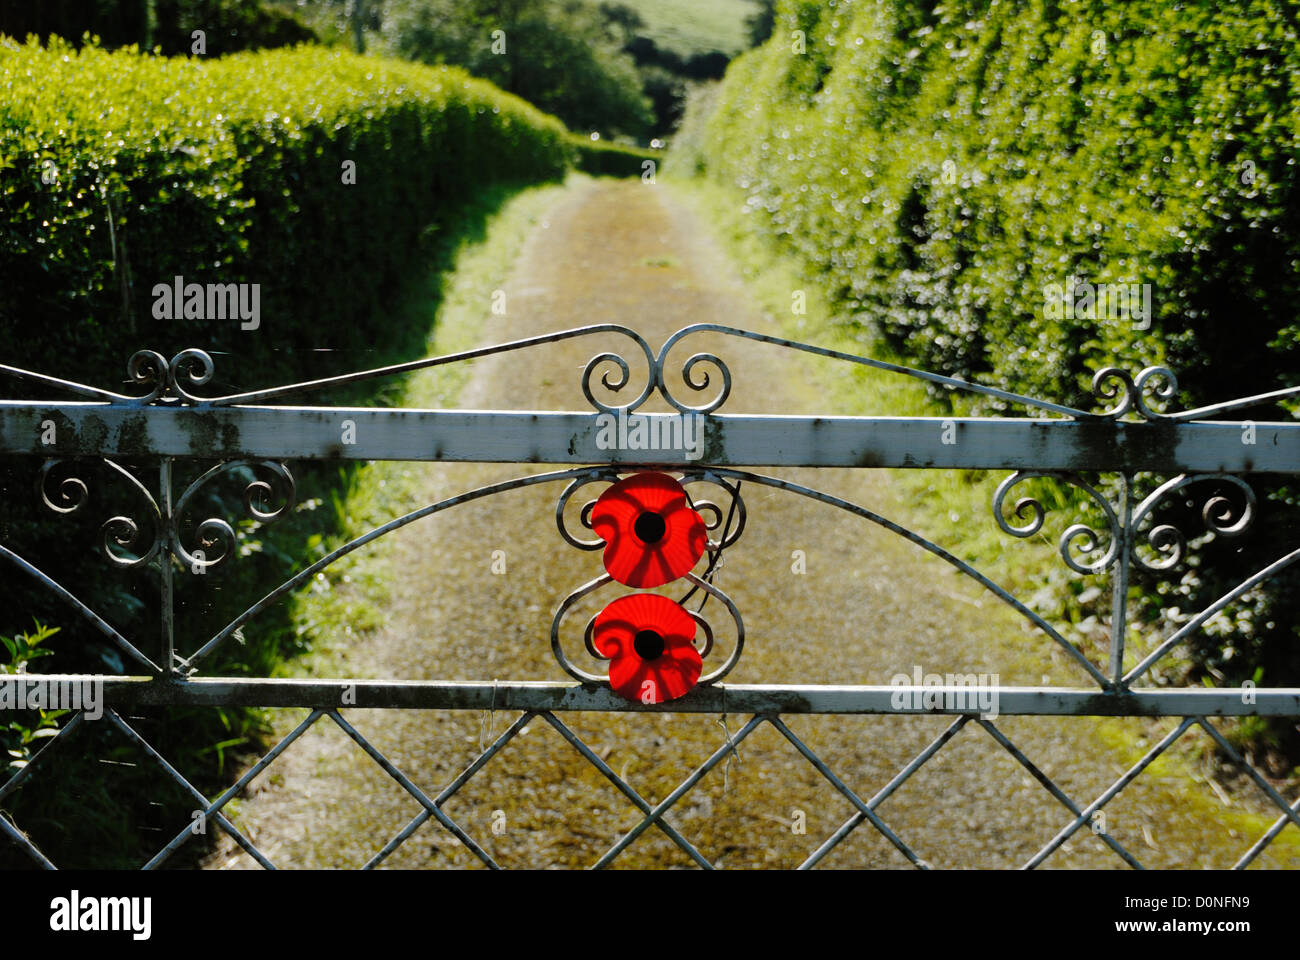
592 594 702 703
590 472 707 588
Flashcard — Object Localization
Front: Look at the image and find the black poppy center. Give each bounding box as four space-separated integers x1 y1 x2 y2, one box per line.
634 510 667 544
634 629 665 661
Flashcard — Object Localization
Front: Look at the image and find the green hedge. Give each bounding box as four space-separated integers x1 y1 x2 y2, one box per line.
571 135 659 178
679 0 1300 756
681 0 1300 410
0 37 575 390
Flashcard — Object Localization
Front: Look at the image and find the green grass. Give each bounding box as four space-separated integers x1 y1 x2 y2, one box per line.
666 173 1057 610
616 0 759 57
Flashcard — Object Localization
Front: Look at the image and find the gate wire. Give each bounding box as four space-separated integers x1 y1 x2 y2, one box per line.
673 479 746 791
679 479 742 615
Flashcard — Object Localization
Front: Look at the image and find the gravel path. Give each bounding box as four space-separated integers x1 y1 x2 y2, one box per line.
205 178 1296 870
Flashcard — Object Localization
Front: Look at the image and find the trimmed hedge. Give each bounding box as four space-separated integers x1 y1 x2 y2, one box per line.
571 135 659 178
679 0 1300 755
680 0 1300 411
0 38 575 391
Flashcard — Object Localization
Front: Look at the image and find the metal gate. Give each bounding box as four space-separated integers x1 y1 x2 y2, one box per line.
2 323 1298 868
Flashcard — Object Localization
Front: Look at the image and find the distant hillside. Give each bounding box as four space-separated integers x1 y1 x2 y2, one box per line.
614 0 759 57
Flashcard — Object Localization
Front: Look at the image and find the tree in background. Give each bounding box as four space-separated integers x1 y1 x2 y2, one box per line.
0 0 317 53
380 0 654 139
269 0 739 140
745 0 775 47
0 0 150 48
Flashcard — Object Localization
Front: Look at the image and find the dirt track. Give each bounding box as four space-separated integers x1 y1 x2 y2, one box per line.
204 177 1296 870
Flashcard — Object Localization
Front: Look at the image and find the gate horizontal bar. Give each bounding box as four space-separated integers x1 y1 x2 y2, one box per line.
38 676 1300 715
2 403 1296 471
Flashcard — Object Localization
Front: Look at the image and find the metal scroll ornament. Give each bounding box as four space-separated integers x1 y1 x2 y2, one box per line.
992 471 1255 575
38 457 295 572
552 471 744 703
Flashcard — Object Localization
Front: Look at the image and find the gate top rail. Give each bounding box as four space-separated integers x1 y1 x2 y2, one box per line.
1 323 1298 471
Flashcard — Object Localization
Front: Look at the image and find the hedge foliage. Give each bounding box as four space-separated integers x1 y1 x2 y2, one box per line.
0 37 574 390
679 0 1300 757
680 0 1300 410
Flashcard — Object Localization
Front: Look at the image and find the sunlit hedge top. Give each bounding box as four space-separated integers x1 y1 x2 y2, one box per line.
0 38 574 387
